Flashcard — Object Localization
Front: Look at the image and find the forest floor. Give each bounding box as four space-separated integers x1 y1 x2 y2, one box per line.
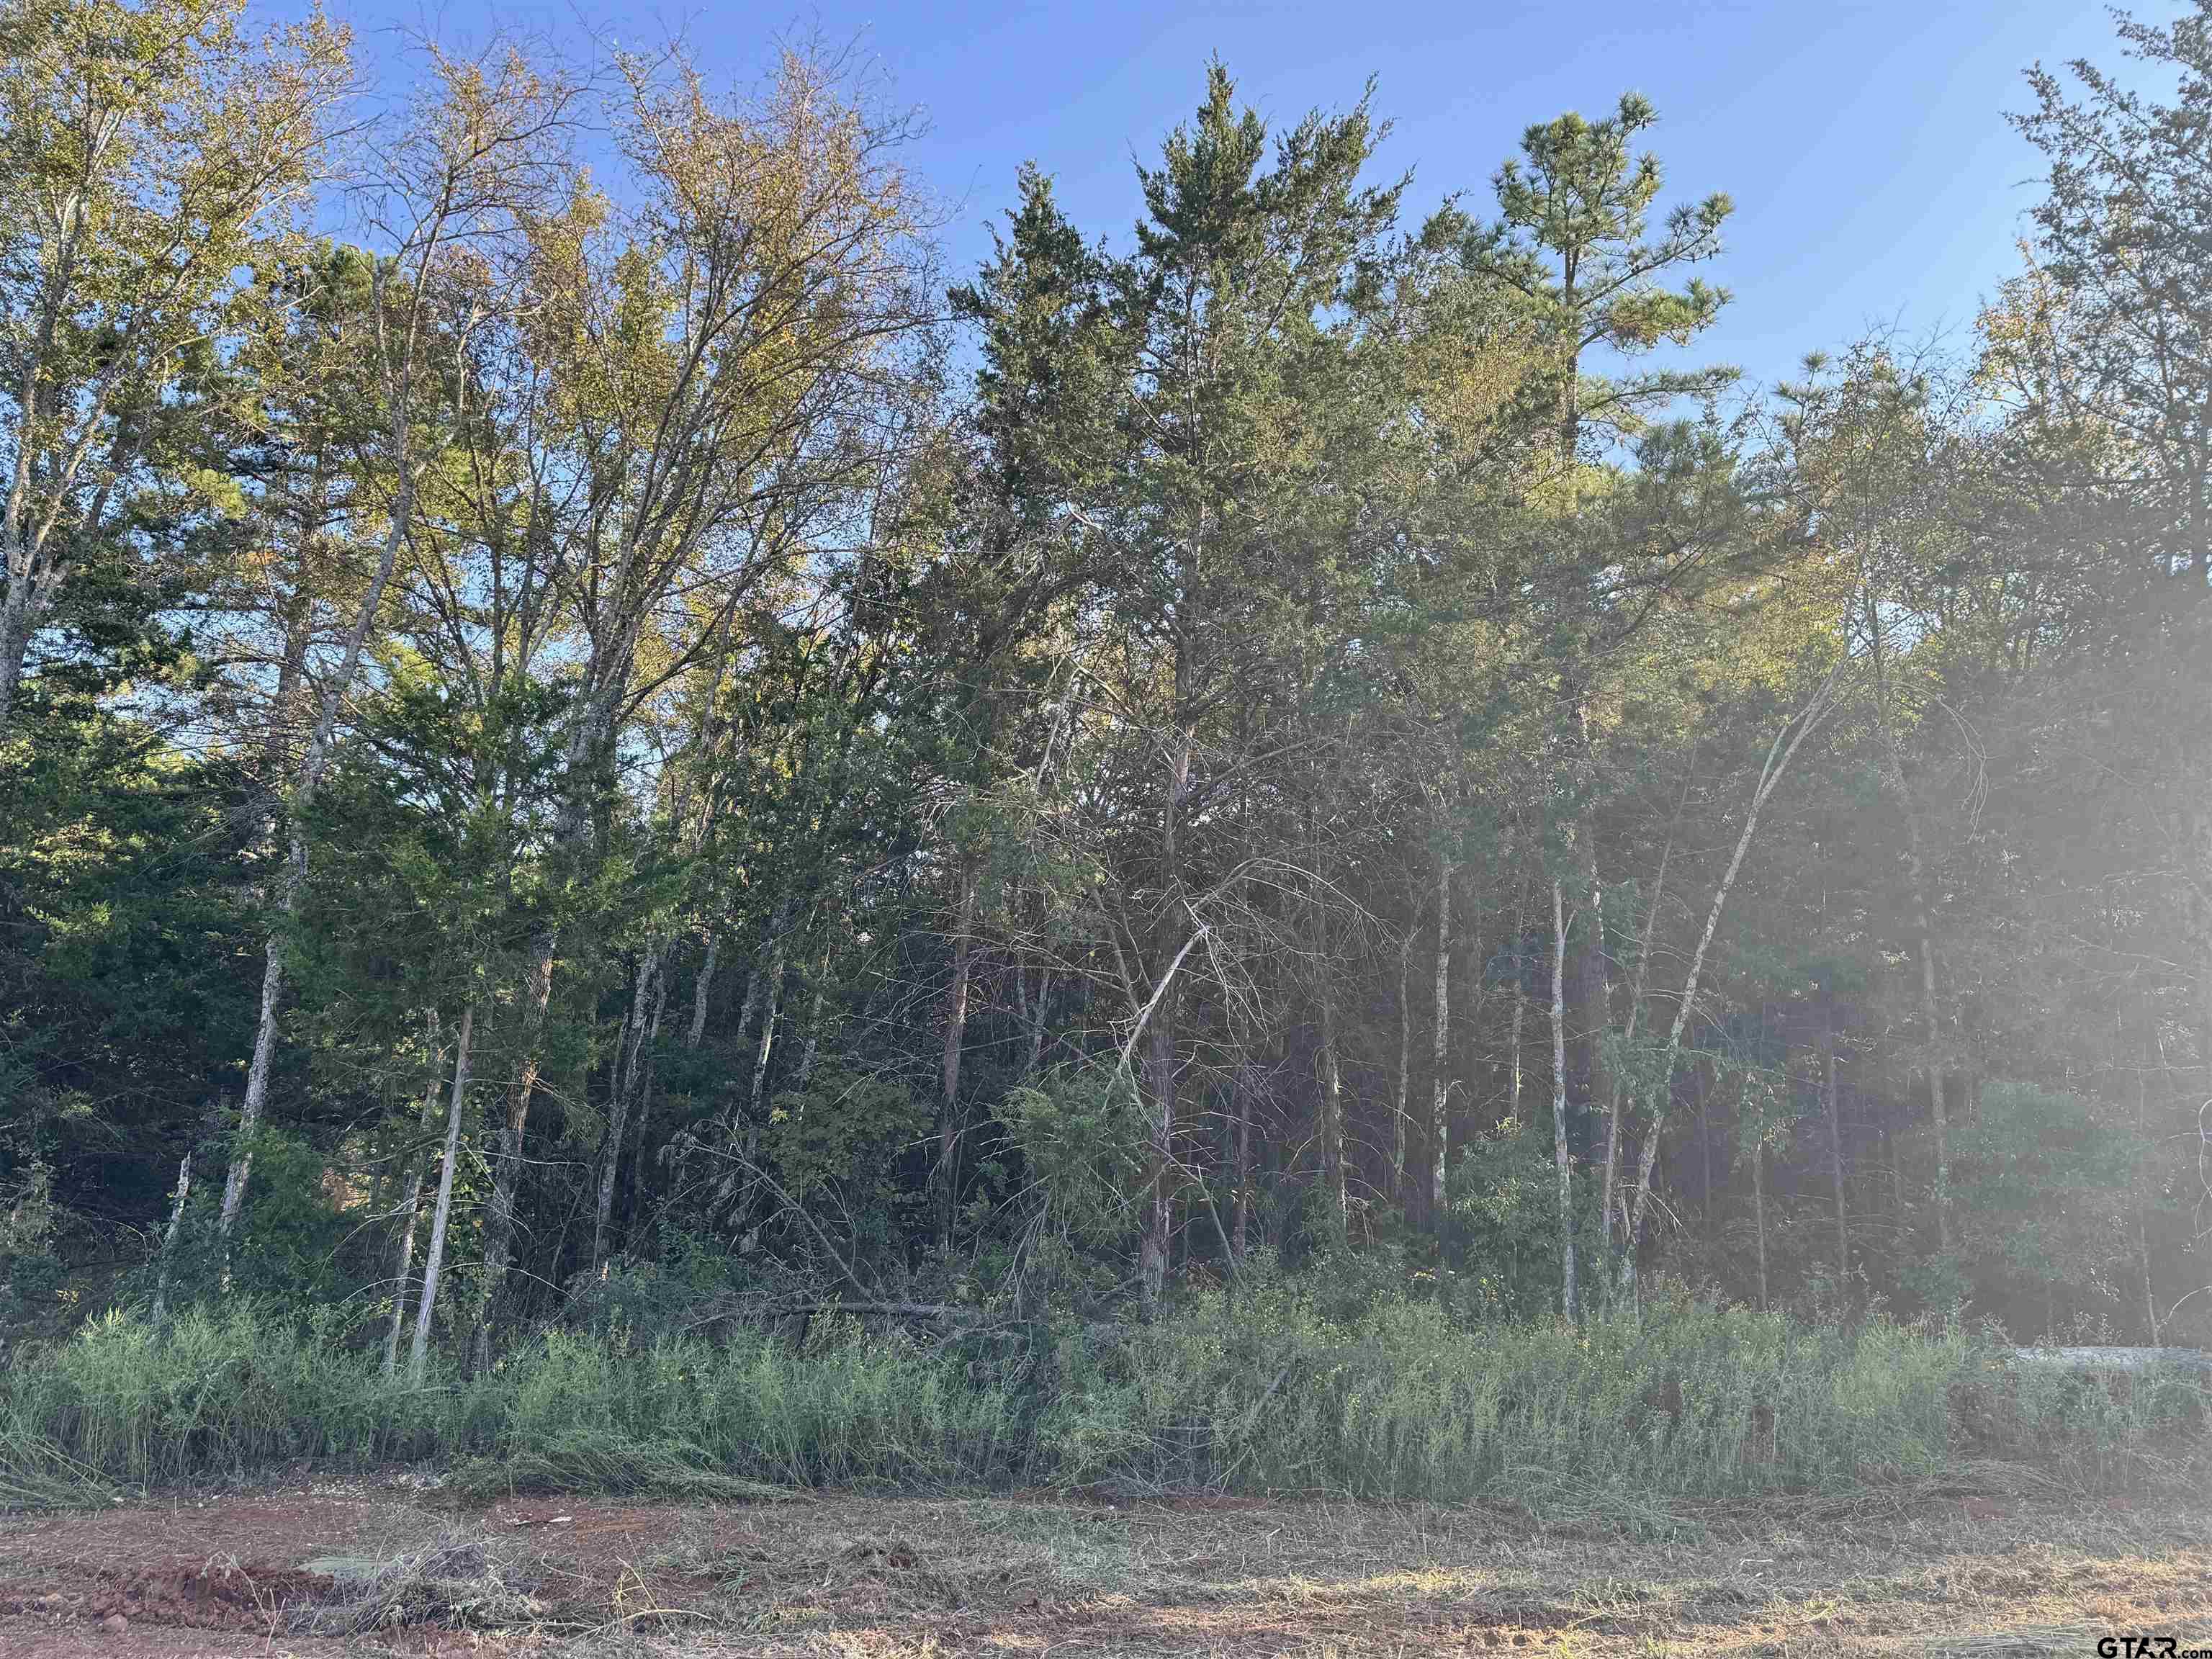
1 1472 2208 1658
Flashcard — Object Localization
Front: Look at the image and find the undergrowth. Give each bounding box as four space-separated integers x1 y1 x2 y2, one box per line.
3 1278 2203 1514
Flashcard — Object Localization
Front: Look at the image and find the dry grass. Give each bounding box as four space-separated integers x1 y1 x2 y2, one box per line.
4 1483 2209 1656
298 1525 547 1635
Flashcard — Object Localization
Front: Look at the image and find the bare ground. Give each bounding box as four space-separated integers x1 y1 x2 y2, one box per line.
2 1473 2208 1657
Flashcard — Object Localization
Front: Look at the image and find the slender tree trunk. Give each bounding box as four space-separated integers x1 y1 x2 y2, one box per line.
1393 930 1411 1201
1551 881 1577 1321
595 949 662 1270
938 868 979 1249
1570 819 1613 1158
1601 773 1683 1290
1139 679 1194 1318
791 947 829 1093
1140 997 1177 1315
1915 927 1950 1255
217 844 300 1285
626 971 667 1252
409 1004 473 1388
266 588 313 786
1431 848 1452 1231
1751 1130 1768 1312
729 968 766 1078
687 934 718 1050
1232 1068 1250 1259
1318 979 1346 1236
1509 986 1524 1118
0 592 32 738
749 932 790 1121
474 935 552 1374
150 1149 192 1328
716 892 791 1138
385 1024 446 1377
1825 1028 1849 1292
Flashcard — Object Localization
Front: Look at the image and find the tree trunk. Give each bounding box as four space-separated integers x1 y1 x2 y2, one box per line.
1318 978 1346 1237
625 971 667 1253
1601 777 1683 1290
1139 676 1195 1318
749 932 789 1121
1551 881 1577 1321
1139 994 1177 1316
474 933 552 1373
1232 1068 1250 1259
1393 930 1411 1202
1431 848 1452 1231
384 1023 446 1377
0 589 32 738
1916 926 1950 1256
1751 1130 1768 1312
595 949 662 1270
687 934 718 1050
938 868 979 1249
150 1148 192 1328
409 1004 473 1388
1569 819 1612 1159
1825 1028 1849 1292
1508 986 1524 1118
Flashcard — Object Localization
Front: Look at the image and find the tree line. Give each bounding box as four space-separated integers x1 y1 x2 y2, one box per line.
4 0 2209 1364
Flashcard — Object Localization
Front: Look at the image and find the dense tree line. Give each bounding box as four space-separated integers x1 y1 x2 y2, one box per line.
4 0 2209 1364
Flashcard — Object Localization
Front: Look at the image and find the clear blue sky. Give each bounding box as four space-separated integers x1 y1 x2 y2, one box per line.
343 0 2158 393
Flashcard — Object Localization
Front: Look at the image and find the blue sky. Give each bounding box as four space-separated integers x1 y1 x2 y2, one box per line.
346 0 2157 393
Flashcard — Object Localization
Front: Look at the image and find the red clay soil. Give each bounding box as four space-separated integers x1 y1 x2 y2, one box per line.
0 1492 352 1654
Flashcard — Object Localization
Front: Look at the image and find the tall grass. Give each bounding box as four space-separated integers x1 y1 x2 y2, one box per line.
1 1305 1023 1495
1042 1282 2131 1501
4 1287 2202 1511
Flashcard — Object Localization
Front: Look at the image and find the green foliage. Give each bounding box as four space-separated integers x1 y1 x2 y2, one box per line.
217 1128 352 1304
1000 1065 1148 1249
1447 1118 1591 1318
764 1063 929 1251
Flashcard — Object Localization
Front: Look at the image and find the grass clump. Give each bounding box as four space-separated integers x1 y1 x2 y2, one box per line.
302 1529 543 1635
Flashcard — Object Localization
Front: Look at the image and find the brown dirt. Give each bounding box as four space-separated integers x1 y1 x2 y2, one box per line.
2 1478 2209 1657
